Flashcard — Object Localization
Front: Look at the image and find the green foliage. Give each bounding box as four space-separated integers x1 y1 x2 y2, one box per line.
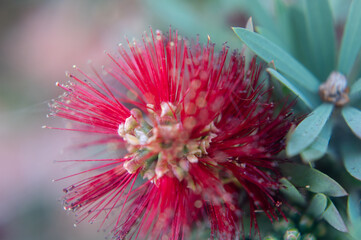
232 0 361 237
266 68 319 109
286 104 333 157
347 192 361 238
263 192 348 239
347 191 361 239
306 193 328 218
302 0 336 81
350 78 361 101
300 121 332 162
234 0 361 168
232 27 319 92
347 191 361 224
341 139 361 180
342 107 361 139
322 198 348 232
280 178 307 205
280 163 347 197
350 78 361 103
338 0 361 76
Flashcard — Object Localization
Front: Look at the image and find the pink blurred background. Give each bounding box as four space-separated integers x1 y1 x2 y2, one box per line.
0 1 150 239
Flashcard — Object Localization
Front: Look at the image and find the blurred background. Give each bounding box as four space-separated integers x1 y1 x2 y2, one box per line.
0 0 350 239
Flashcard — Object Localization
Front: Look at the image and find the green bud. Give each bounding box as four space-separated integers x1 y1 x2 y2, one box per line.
302 233 316 240
264 235 279 240
299 215 314 232
314 222 327 237
288 208 299 219
274 219 295 233
284 228 301 240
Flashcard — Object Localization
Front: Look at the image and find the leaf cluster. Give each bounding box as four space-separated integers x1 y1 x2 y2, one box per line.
233 0 361 238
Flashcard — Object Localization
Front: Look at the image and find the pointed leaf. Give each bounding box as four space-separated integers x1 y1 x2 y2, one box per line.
245 16 254 32
347 191 361 224
279 178 306 205
350 78 361 101
306 193 328 218
300 120 332 162
280 163 347 197
242 17 256 72
287 103 334 156
341 138 361 180
267 68 319 109
342 106 361 139
338 0 361 76
322 198 348 232
303 0 336 80
242 0 278 36
232 28 319 92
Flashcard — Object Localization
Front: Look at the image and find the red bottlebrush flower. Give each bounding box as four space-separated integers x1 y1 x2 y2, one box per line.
49 29 294 239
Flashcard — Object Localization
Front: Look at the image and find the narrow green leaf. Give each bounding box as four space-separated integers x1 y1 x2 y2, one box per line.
232 28 320 92
306 193 328 218
253 0 293 52
349 50 361 86
303 0 336 81
350 78 361 101
274 0 293 52
347 191 361 224
254 26 286 52
342 106 361 139
338 0 361 76
300 120 332 162
267 68 319 109
341 139 361 180
287 103 334 156
322 198 348 232
288 6 313 71
279 178 306 205
280 163 347 197
350 221 361 240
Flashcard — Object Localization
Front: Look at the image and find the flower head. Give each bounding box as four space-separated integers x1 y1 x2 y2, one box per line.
50 28 294 239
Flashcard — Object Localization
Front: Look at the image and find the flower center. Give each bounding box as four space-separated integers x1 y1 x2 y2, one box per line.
319 71 349 106
117 102 218 184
